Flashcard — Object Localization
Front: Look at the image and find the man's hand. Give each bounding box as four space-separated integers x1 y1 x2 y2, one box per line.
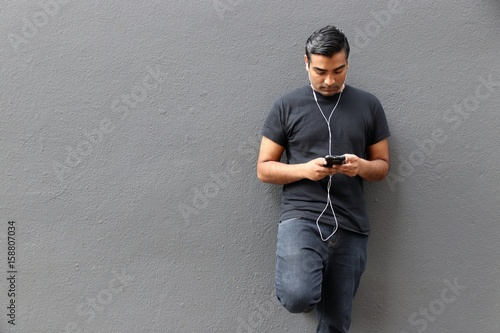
338 154 360 177
257 137 344 184
337 139 390 181
303 157 340 181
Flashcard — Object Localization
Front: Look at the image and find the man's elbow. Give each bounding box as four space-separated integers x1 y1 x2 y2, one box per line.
374 161 390 181
256 163 267 183
257 170 265 182
364 160 389 182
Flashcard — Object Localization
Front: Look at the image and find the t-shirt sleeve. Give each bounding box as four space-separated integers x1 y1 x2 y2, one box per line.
262 99 287 147
369 98 391 146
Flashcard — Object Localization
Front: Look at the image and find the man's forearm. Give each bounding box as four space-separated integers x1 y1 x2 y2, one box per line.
357 158 389 182
257 161 306 185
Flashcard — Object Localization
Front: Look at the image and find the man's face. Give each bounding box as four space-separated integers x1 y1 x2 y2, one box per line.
305 52 348 96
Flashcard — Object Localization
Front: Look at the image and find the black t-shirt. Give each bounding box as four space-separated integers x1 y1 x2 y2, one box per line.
262 84 390 234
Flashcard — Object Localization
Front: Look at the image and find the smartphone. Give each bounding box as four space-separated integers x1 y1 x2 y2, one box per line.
325 155 345 167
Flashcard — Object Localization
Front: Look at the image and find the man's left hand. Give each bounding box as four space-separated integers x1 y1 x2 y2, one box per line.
338 154 360 177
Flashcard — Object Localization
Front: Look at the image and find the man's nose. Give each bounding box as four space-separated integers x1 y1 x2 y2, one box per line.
324 75 335 86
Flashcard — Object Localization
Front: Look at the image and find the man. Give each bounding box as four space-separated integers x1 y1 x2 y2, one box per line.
257 25 390 333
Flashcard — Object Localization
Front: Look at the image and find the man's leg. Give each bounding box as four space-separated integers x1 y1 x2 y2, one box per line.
316 228 368 333
275 218 328 313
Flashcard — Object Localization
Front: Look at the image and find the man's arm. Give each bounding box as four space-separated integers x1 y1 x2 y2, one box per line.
256 136 338 185
339 138 390 181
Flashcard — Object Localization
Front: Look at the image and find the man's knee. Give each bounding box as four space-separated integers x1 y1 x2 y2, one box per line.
276 286 319 313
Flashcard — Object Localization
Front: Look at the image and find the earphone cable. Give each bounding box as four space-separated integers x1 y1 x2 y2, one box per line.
312 88 342 241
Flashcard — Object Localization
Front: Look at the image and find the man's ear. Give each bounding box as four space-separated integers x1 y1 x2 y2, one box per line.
304 55 309 71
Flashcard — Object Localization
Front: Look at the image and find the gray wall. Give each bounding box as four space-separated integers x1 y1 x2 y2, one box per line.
1 1 499 332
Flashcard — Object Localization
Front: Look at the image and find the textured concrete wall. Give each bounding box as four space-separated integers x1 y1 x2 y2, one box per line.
1 1 499 332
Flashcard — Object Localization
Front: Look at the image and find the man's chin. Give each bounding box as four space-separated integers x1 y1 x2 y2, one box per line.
319 89 339 96
311 85 341 96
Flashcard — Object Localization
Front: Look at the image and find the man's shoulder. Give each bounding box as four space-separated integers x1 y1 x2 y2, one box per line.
345 85 380 102
275 85 310 104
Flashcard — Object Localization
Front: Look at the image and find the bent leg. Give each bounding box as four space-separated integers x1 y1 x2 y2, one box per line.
275 219 328 313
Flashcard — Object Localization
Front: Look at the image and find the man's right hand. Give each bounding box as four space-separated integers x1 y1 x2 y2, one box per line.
258 136 341 184
302 158 340 181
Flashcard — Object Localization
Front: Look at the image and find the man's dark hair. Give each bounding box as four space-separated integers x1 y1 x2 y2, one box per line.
305 25 350 62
